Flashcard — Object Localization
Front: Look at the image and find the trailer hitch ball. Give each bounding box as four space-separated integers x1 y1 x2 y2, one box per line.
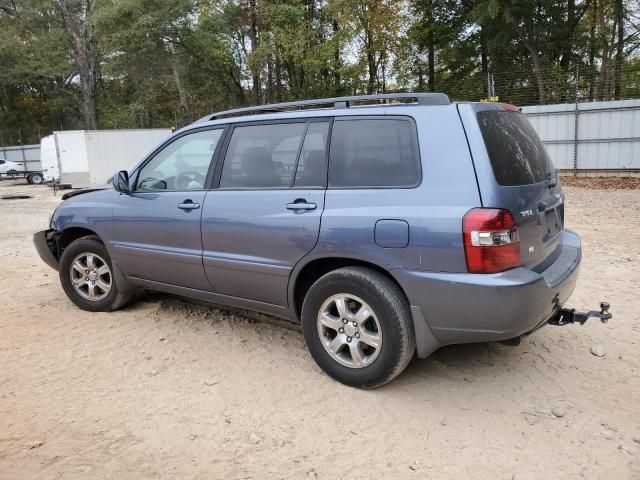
549 301 612 326
600 302 610 323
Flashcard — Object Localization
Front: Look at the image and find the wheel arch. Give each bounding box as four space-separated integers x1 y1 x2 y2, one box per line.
56 226 136 299
290 255 442 359
289 256 408 322
57 226 103 254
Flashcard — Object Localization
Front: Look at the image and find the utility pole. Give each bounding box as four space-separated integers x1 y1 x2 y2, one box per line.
487 72 495 99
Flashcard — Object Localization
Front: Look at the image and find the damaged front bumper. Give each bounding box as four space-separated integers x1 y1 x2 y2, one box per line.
33 229 59 270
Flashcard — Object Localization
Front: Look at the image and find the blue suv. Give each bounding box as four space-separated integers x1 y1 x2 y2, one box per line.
34 93 610 388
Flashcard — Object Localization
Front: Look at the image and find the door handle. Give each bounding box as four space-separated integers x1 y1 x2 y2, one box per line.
178 200 200 210
286 199 317 211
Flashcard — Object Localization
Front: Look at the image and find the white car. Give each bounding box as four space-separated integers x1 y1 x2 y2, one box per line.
0 159 24 174
0 159 44 184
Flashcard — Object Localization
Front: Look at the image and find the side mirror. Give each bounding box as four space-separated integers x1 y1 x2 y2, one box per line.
112 170 131 194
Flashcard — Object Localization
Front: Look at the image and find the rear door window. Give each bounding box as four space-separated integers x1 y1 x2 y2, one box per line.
294 122 330 187
328 118 420 188
477 111 551 186
220 123 306 188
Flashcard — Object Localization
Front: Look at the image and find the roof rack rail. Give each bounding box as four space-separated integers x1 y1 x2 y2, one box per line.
196 93 451 123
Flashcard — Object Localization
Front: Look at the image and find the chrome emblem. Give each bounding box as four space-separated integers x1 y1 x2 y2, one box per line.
520 209 534 217
528 246 535 254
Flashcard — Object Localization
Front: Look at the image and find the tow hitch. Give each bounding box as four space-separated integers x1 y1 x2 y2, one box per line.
549 302 612 326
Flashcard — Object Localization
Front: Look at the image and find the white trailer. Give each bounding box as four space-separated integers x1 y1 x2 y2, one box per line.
40 129 172 188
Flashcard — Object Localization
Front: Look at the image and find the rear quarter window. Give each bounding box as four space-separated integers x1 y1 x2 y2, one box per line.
329 118 420 188
477 110 551 186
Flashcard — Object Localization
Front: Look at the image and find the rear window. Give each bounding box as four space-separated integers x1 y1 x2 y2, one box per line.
477 111 551 186
329 118 420 188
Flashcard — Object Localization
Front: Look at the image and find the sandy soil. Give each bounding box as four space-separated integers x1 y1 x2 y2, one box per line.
0 179 638 480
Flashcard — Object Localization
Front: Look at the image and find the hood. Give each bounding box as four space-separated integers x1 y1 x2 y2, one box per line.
61 186 111 201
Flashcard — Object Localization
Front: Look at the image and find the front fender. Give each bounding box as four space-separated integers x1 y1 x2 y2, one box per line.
51 189 119 241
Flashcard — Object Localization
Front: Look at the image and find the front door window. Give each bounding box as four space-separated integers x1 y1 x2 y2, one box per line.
136 129 223 191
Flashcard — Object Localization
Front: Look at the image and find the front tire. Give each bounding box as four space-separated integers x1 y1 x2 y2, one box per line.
301 267 415 389
59 237 130 312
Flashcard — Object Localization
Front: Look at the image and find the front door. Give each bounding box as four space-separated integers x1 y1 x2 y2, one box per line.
201 120 330 306
110 128 224 290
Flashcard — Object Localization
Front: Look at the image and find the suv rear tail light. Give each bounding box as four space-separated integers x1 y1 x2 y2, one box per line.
463 208 520 273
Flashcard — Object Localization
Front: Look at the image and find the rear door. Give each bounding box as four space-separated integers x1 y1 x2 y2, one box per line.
201 119 330 306
458 104 564 269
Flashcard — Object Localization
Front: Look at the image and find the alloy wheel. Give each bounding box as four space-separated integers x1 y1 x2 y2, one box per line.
317 293 382 368
69 252 112 301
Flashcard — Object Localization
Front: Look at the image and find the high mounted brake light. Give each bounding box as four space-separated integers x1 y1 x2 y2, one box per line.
463 208 520 273
503 103 520 112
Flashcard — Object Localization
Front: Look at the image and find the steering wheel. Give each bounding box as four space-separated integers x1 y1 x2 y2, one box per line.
139 177 167 190
175 171 206 190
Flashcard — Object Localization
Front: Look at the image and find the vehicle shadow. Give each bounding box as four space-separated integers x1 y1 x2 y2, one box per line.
136 292 532 390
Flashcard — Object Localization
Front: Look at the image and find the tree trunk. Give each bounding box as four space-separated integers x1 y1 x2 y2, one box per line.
56 0 98 130
480 27 488 75
228 68 246 105
366 28 376 94
381 51 386 93
168 42 189 122
333 20 341 92
55 76 66 129
284 60 303 98
248 0 261 104
596 1 615 100
560 0 575 71
588 0 597 101
427 0 435 92
275 49 283 102
559 0 576 102
266 54 274 104
523 39 546 104
613 0 624 100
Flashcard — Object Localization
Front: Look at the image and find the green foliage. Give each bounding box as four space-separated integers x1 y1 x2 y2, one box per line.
0 0 638 145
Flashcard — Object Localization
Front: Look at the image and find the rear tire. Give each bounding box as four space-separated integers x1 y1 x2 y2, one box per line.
59 237 131 312
301 267 415 389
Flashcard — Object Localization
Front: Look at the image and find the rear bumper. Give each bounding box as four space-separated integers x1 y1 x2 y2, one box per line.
33 229 59 271
395 229 581 354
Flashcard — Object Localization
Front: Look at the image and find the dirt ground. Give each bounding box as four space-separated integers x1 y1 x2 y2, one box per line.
1 179 638 480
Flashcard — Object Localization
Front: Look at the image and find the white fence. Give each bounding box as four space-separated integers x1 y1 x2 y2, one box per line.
523 99 640 176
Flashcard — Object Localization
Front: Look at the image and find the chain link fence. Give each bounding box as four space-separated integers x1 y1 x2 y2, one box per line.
438 64 640 106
